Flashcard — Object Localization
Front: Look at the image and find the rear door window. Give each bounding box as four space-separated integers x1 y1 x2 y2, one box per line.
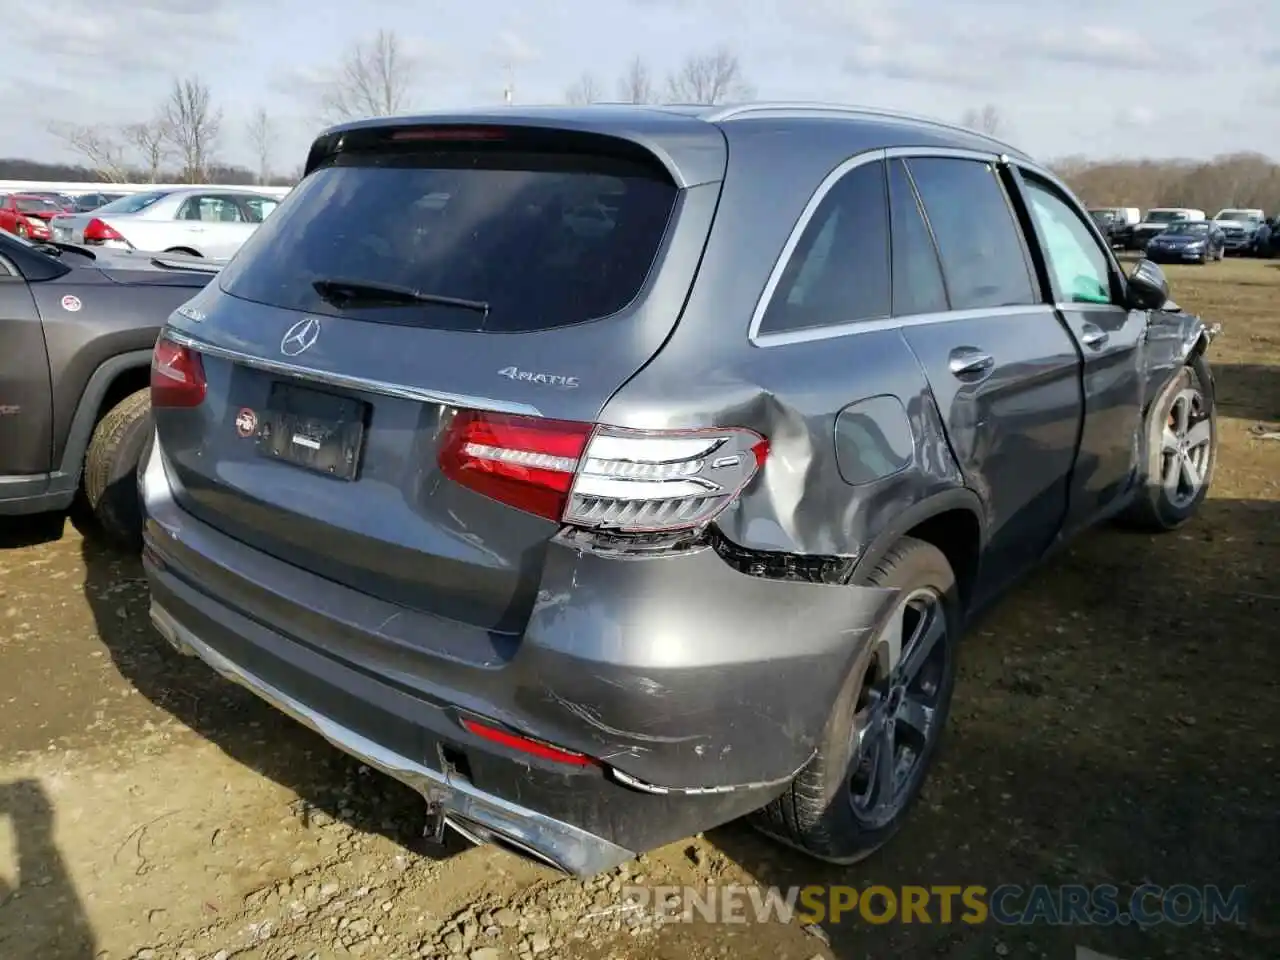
219 148 679 333
887 159 948 317
758 158 891 335
905 157 1036 311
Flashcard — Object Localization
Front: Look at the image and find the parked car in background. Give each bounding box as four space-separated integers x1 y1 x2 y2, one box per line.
1144 220 1225 263
71 191 126 213
0 193 65 240
1211 207 1264 254
1124 207 1206 250
1252 217 1277 257
0 230 221 546
49 187 281 259
1088 207 1139 247
18 191 77 211
141 104 1222 878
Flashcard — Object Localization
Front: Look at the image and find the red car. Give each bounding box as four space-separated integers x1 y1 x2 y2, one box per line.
0 193 64 241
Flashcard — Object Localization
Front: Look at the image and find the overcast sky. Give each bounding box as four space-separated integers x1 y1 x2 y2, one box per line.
2 0 1277 174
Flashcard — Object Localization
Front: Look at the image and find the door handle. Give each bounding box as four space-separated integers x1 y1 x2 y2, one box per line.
948 348 995 377
1080 326 1109 348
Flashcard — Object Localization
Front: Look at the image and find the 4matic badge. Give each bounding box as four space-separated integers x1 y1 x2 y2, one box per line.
497 366 580 388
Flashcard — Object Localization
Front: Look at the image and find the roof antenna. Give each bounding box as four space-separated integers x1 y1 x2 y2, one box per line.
502 61 514 105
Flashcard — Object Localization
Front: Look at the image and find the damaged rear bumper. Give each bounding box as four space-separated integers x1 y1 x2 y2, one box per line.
149 600 633 875
140 440 899 873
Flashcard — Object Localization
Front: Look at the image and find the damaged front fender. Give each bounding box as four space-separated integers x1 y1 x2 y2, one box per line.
1140 303 1222 407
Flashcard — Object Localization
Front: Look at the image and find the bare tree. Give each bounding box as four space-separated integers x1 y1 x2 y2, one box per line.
318 29 415 123
46 123 131 182
960 104 1006 137
565 73 604 105
245 107 275 185
665 48 754 104
121 118 171 183
162 76 223 183
616 56 657 104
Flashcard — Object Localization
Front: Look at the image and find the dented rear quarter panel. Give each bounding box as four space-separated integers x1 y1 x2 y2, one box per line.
599 117 978 562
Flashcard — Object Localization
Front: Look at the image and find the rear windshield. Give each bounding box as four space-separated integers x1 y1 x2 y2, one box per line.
94 191 169 215
16 197 60 212
218 152 678 332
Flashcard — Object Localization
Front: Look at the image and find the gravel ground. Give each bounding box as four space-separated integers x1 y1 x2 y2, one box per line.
0 258 1276 960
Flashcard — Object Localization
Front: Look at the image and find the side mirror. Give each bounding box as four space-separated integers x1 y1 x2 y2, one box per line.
1126 258 1169 311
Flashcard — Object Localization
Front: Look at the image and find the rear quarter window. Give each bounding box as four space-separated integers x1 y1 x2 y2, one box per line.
218 150 679 333
758 159 891 335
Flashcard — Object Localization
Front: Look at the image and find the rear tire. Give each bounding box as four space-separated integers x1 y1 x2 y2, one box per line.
80 388 153 551
751 537 960 863
1119 354 1216 532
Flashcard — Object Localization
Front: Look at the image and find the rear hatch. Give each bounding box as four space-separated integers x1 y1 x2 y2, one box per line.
154 117 727 635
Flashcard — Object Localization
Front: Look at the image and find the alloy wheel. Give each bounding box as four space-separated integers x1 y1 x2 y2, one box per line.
1161 387 1212 509
847 588 949 829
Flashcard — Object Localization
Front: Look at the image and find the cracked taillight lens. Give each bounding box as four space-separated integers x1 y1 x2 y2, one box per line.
438 411 767 533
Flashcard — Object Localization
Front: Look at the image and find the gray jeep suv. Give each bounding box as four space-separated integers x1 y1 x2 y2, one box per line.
140 103 1220 876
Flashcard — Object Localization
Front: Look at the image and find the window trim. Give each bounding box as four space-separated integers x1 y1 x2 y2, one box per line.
749 145 1045 348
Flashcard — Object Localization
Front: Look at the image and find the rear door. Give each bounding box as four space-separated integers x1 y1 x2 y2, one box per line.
172 194 253 257
1010 167 1147 533
893 153 1084 604
0 252 51 478
153 123 723 635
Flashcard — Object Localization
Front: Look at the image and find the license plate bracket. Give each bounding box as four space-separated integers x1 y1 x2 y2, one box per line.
256 381 368 481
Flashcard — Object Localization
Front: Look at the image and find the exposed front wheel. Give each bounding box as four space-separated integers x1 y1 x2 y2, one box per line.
80 388 154 551
1119 354 1217 532
752 537 959 863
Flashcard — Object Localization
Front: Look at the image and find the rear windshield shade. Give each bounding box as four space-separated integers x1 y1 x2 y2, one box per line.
218 150 679 333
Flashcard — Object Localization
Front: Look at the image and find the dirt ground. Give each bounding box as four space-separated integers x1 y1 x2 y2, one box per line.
1 258 1276 960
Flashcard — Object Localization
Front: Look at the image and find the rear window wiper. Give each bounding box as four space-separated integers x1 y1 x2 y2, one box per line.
312 278 489 315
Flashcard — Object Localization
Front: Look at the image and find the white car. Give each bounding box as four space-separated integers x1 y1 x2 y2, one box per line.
49 187 281 259
1211 207 1265 253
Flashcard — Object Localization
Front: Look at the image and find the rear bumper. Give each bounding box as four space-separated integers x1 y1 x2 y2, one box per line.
148 599 632 875
140 438 897 872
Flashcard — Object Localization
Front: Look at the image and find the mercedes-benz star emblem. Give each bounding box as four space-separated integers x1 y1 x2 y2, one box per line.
280 317 321 357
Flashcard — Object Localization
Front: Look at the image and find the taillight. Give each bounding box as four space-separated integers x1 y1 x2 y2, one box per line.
438 410 768 533
83 218 124 242
151 337 207 408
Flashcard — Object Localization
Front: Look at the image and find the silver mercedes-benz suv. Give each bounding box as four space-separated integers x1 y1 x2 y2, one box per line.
141 103 1219 875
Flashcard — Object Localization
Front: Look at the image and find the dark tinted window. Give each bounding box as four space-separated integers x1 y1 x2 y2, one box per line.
906 158 1036 310
219 156 678 333
759 159 890 334
887 160 948 316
